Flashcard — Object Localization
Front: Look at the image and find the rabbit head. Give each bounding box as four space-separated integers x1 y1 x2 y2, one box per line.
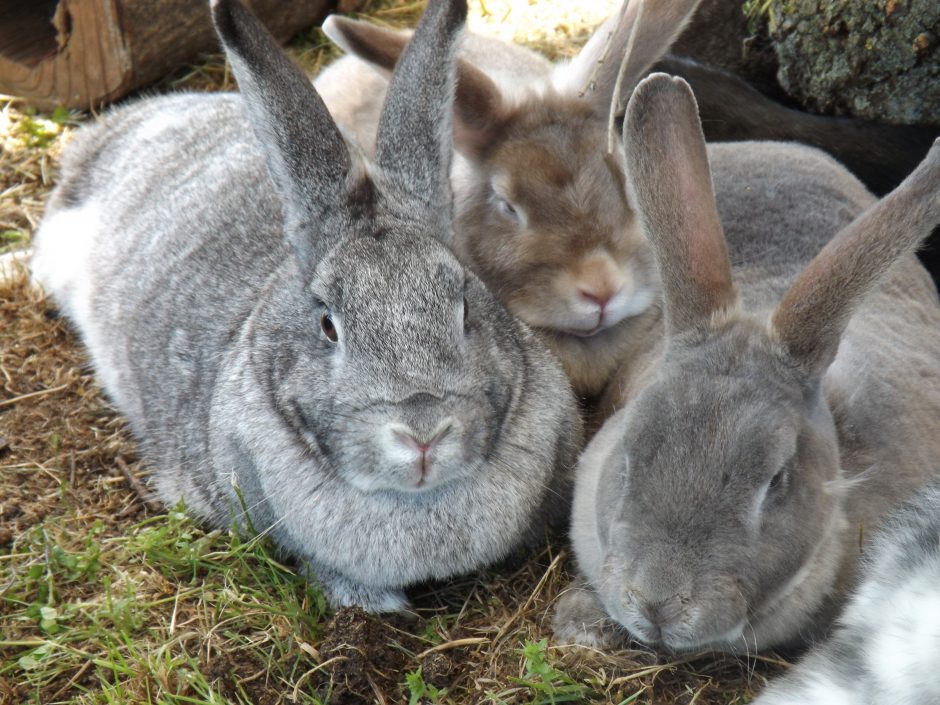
569 74 940 652
211 0 521 494
323 0 703 397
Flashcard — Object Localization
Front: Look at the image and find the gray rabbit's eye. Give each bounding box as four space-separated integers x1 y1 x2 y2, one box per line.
768 455 795 495
463 295 470 330
320 312 338 343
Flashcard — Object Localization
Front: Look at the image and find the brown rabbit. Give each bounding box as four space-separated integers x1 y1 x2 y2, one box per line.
315 0 703 399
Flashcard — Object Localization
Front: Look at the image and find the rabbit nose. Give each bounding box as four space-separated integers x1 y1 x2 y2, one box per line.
578 284 621 312
393 421 453 455
628 591 687 641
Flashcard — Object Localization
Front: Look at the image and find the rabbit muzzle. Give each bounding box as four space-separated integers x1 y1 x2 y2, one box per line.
330 390 496 494
598 546 750 652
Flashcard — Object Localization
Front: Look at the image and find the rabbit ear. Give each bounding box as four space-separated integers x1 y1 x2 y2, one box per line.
211 0 356 273
772 140 940 377
553 0 703 118
325 13 504 160
321 15 408 75
373 0 466 221
623 73 737 337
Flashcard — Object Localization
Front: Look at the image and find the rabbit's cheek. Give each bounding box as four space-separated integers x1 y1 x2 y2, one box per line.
601 284 657 329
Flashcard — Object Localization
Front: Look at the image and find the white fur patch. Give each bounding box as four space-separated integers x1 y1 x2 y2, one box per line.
30 202 126 399
754 668 855 705
31 203 101 322
862 567 940 701
798 674 855 705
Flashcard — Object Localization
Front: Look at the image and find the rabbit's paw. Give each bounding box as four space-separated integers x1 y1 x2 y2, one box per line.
552 584 621 649
313 567 410 613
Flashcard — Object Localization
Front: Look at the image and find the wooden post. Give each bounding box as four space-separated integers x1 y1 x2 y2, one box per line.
0 0 334 110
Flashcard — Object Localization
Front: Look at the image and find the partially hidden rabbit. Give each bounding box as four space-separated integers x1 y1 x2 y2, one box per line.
551 73 940 652
30 0 581 612
316 0 705 399
752 477 940 704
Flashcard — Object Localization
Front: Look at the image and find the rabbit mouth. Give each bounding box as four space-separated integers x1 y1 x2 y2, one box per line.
561 322 605 338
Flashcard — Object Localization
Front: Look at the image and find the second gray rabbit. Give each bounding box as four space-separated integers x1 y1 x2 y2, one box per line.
553 73 940 652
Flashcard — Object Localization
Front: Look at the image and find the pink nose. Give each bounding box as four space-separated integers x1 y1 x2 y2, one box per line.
395 427 448 454
579 288 612 311
398 434 432 454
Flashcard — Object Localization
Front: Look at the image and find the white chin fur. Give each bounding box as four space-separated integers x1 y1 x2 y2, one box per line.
530 284 655 335
603 285 656 326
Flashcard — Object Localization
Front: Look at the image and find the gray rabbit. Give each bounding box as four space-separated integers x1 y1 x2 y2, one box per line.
753 478 940 704
30 0 581 612
553 73 940 652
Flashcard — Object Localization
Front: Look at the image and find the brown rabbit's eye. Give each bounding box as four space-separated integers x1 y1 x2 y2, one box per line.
320 313 338 342
495 195 519 220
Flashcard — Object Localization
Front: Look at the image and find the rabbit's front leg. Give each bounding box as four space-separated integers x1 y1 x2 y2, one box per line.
305 562 409 613
551 577 623 649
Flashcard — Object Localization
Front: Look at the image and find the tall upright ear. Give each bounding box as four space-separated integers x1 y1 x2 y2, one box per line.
373 0 466 222
623 73 737 337
553 0 703 118
772 139 940 376
325 14 506 160
211 0 357 273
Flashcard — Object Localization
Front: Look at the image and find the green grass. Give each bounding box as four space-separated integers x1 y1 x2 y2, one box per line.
2 504 330 704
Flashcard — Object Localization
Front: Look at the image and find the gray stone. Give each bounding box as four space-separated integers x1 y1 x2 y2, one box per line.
768 0 940 126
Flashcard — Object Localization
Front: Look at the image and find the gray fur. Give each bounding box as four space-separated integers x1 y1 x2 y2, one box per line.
554 74 940 652
31 0 581 612
753 479 940 704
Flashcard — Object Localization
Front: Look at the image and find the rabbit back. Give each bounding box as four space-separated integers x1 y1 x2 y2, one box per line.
33 93 284 519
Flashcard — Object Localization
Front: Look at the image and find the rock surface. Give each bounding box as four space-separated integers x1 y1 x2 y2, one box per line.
673 0 782 99
768 0 940 125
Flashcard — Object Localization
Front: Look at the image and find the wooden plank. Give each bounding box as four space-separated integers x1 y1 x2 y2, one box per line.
0 0 332 110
